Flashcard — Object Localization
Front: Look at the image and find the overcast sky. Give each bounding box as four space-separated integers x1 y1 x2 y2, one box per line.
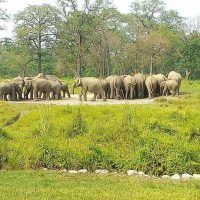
1 0 200 38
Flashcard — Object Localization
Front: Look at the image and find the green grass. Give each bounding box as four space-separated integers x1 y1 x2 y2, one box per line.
0 170 200 200
0 80 200 176
0 79 200 199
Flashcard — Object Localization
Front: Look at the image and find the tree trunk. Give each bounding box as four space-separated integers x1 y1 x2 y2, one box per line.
38 32 42 73
76 54 81 77
76 31 82 77
150 55 153 75
185 69 191 80
37 52 42 73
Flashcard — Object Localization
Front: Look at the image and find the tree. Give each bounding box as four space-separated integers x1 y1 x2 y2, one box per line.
14 4 60 73
130 0 166 33
159 10 185 30
56 0 114 76
180 38 200 79
0 0 9 30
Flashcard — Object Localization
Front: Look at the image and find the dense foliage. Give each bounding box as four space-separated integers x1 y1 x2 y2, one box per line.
0 0 200 78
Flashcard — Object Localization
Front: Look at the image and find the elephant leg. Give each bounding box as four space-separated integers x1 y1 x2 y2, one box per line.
4 94 8 101
107 89 111 99
130 87 133 99
83 91 87 101
30 89 33 100
91 93 97 101
102 92 106 101
172 90 175 97
163 86 168 96
63 91 65 98
110 87 114 99
148 88 151 99
38 91 42 99
19 91 23 100
66 87 70 98
176 87 179 96
58 92 62 99
33 89 38 101
79 91 83 101
125 86 129 99
46 92 50 101
116 89 120 100
67 91 71 98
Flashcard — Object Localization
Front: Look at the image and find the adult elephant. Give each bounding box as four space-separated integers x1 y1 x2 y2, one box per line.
45 75 60 82
60 82 71 98
72 77 106 101
48 79 62 100
23 77 33 100
13 76 24 100
167 71 182 94
153 74 167 96
31 77 51 101
0 80 17 101
145 75 158 99
105 75 125 100
133 73 145 98
123 75 136 99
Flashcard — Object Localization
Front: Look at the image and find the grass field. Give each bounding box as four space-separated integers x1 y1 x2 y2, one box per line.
0 79 200 199
0 170 200 200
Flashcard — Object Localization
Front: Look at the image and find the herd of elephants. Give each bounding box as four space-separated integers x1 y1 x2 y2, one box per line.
0 71 182 102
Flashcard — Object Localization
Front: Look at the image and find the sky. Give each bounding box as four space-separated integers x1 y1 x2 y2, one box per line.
1 0 200 38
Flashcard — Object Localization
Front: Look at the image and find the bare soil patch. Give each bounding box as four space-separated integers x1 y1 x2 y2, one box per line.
11 94 154 106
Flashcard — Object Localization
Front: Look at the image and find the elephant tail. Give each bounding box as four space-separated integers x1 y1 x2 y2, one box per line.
149 78 153 93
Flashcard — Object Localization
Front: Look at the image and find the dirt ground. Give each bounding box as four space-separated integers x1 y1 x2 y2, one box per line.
12 94 154 106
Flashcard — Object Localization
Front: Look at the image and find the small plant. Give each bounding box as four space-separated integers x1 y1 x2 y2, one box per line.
188 128 200 141
68 108 86 137
0 127 12 140
36 108 52 136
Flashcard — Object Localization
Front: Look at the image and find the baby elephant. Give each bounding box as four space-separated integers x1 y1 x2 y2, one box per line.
160 80 179 96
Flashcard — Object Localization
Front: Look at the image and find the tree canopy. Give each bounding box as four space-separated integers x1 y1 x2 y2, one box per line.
0 0 199 79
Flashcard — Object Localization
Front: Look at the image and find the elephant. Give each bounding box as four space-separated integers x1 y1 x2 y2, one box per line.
13 76 24 100
31 77 51 101
73 77 106 101
160 80 178 96
36 73 46 78
101 79 110 99
167 71 182 94
60 82 71 98
123 75 137 99
23 77 33 100
152 74 168 95
48 79 62 100
0 80 17 101
145 75 158 99
45 75 60 82
96 79 110 99
133 73 146 98
105 75 125 100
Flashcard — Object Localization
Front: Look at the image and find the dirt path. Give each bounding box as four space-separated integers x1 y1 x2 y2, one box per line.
12 94 154 106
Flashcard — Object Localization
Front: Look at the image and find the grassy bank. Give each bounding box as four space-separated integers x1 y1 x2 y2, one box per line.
0 170 200 200
0 80 200 175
